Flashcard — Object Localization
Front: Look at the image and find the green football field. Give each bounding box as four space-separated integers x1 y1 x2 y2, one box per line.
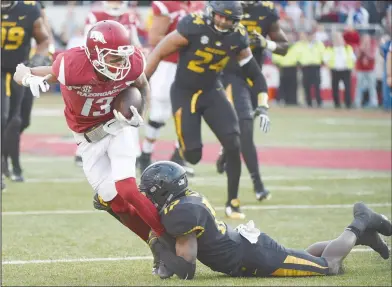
2 95 391 286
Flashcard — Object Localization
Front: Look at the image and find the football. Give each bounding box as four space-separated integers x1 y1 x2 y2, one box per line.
113 87 143 119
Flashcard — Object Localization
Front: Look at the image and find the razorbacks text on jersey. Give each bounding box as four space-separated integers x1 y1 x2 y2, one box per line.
1 1 41 71
224 1 279 73
174 12 249 91
161 190 243 275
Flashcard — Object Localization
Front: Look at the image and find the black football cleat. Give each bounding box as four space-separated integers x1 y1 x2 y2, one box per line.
170 148 195 177
10 172 24 182
225 199 246 220
354 202 392 236
216 149 226 174
138 152 152 174
356 229 390 260
255 189 271 201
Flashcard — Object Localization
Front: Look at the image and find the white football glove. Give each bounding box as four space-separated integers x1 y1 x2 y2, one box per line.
22 73 51 98
254 106 271 133
113 105 144 128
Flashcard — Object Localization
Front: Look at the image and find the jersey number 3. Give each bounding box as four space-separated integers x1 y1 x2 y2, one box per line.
81 97 114 117
187 50 229 73
1 25 25 50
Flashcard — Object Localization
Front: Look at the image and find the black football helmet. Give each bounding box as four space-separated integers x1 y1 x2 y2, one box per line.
206 1 243 32
1 1 17 11
139 161 188 212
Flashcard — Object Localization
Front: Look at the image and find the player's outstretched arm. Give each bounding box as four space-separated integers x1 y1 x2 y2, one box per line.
145 31 188 80
237 48 270 133
156 232 198 280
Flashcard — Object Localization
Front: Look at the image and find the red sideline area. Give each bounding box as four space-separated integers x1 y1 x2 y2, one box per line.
21 134 391 171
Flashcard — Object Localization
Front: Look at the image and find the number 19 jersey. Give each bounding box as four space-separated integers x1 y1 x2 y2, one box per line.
1 1 41 71
174 13 249 91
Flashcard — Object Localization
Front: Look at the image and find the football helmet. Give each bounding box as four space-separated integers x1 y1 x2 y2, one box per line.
85 20 135 81
103 1 128 17
206 1 243 33
139 161 188 212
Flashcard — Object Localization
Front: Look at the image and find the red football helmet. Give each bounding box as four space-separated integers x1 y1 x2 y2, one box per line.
85 20 134 81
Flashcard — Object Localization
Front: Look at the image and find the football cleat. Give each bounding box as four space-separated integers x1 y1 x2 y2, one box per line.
10 172 24 182
74 155 83 167
170 148 195 177
356 229 390 260
225 199 246 220
138 152 152 174
354 202 392 236
93 193 111 211
255 189 271 201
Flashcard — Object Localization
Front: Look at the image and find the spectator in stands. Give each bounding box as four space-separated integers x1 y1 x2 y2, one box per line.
324 32 356 109
315 1 338 23
354 34 378 108
298 29 325 108
284 1 303 30
346 1 370 26
343 25 361 53
313 22 329 44
65 25 85 50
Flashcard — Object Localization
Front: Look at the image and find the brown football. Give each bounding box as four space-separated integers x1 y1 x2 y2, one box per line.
113 87 143 119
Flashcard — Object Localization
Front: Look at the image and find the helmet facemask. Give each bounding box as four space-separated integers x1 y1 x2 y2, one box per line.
86 45 134 81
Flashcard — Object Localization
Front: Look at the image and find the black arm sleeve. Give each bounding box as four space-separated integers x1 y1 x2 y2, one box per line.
240 57 268 107
156 243 196 280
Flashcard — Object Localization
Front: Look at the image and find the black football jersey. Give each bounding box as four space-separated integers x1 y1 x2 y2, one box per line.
224 1 279 74
174 12 249 91
1 1 41 70
161 190 243 275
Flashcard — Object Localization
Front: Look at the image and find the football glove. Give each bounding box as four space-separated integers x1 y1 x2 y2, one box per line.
113 106 144 128
21 73 51 98
250 30 267 49
254 106 271 133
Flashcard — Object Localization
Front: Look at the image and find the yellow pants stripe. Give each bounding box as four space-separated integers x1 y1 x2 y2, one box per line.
5 72 12 97
174 108 186 154
283 255 328 270
225 84 234 105
190 90 203 114
271 268 324 277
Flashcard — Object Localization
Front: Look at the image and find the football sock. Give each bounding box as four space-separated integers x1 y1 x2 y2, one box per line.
115 177 165 236
110 194 150 242
224 141 241 204
239 119 264 191
320 230 357 263
142 120 165 154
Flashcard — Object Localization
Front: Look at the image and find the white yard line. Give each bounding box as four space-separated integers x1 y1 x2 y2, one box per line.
3 203 391 216
1 248 385 265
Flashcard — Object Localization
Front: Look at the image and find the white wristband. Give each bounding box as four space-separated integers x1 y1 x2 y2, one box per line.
21 74 33 87
266 40 277 52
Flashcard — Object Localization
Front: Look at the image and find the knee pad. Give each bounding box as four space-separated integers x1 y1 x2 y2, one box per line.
183 148 202 165
220 133 240 152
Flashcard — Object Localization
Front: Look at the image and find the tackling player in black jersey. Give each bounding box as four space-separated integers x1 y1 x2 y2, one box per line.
145 1 272 219
217 1 289 202
141 161 391 280
1 0 50 188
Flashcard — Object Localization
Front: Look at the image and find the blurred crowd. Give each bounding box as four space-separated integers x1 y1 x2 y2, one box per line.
41 1 392 110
